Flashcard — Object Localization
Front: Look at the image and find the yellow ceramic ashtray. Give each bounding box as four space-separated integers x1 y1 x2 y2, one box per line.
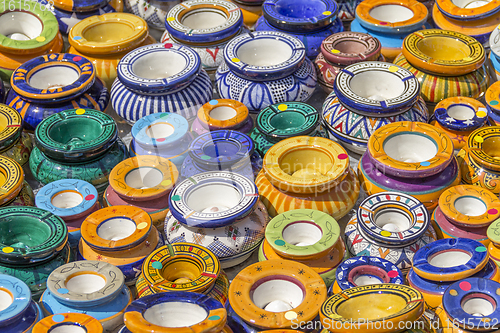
466 126 500 172
367 121 454 179
320 284 424 333
263 136 349 194
402 29 485 76
0 156 24 205
198 99 249 130
69 13 148 55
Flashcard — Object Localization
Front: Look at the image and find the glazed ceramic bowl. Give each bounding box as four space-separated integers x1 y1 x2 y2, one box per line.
436 0 500 20
191 99 253 135
320 284 424 333
111 43 213 123
486 81 500 125
124 292 227 333
229 259 327 330
0 156 25 206
33 313 103 333
0 105 33 167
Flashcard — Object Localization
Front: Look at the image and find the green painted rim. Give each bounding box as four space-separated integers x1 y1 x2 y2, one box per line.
487 218 500 244
0 206 67 264
35 109 117 162
265 209 340 258
0 1 58 51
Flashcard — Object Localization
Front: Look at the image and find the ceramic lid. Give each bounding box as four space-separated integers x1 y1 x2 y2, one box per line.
466 126 500 172
357 192 429 246
0 206 68 265
412 238 489 282
321 32 381 66
0 156 24 206
189 130 254 169
0 1 59 54
0 274 31 324
69 13 148 55
403 30 485 76
165 0 243 43
131 113 189 151
33 313 104 333
124 292 227 333
108 156 179 202
35 109 117 162
442 278 500 331
168 171 259 228
117 43 202 94
367 121 454 179
355 0 428 33
265 209 340 260
439 185 500 228
485 79 500 115
0 105 22 150
333 62 420 116
434 97 488 132
52 0 108 11
35 179 98 218
436 0 500 21
256 102 320 140
10 53 96 104
262 0 338 32
197 99 249 131
224 31 306 81
491 24 500 59
487 218 500 245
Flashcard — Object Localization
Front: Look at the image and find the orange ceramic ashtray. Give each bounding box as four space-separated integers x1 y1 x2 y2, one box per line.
229 259 327 329
263 136 349 194
108 155 179 201
402 29 485 76
33 313 103 333
436 0 500 21
198 99 249 130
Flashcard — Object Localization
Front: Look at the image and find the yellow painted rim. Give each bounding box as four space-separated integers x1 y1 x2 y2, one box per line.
467 126 500 171
432 3 500 36
0 156 23 205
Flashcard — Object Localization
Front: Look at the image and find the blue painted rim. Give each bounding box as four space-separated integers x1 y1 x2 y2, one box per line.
443 278 500 330
262 0 338 32
357 192 429 245
333 61 420 115
437 3 500 21
434 103 487 132
132 113 189 150
11 53 95 104
165 0 243 43
335 256 403 291
60 0 109 12
355 8 428 34
408 259 498 295
412 238 489 278
189 130 254 169
117 43 201 94
0 274 31 325
35 179 98 218
168 171 259 228
224 31 306 81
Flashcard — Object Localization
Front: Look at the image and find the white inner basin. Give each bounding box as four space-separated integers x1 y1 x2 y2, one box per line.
125 167 164 189
349 71 405 101
66 274 106 294
374 210 411 232
462 297 495 316
383 134 438 163
145 123 175 139
282 222 323 246
451 0 491 8
237 39 293 67
429 250 472 268
369 5 414 23
252 279 304 312
97 218 136 241
29 66 79 90
0 12 43 40
0 289 13 312
353 275 383 286
51 191 84 209
181 9 228 30
210 106 237 121
454 197 487 216
447 105 476 120
50 325 87 333
143 302 208 327
186 183 241 213
132 51 187 80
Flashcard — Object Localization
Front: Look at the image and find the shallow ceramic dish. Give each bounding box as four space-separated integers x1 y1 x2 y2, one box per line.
33 313 103 333
191 99 253 135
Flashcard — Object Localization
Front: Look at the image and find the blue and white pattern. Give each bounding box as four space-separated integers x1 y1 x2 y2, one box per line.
111 69 212 123
216 58 317 112
337 0 362 21
125 0 179 29
434 102 487 132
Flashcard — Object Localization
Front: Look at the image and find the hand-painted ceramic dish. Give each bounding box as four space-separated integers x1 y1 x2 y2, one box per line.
488 219 500 267
320 284 424 333
191 99 253 135
0 156 25 206
486 81 500 124
229 259 327 330
33 313 103 333
412 238 489 282
0 105 22 151
436 0 500 20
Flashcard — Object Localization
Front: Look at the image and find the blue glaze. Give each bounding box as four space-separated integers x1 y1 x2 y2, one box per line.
337 0 362 21
490 52 500 80
255 16 343 59
434 103 487 132
262 0 338 31
442 278 500 331
412 238 488 278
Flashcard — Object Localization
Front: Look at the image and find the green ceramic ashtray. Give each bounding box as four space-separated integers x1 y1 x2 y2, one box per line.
0 206 68 265
34 109 118 162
